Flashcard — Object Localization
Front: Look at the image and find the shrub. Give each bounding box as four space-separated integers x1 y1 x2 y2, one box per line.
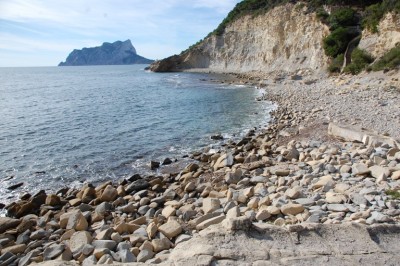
363 0 400 33
213 0 291 35
343 48 374 74
371 46 400 71
328 7 358 30
323 27 358 58
386 189 400 199
328 54 344 73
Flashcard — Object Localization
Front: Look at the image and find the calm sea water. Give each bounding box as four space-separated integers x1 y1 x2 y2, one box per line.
0 65 274 203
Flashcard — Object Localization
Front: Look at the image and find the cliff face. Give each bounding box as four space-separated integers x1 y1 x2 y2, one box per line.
59 40 153 66
359 12 400 59
151 3 330 74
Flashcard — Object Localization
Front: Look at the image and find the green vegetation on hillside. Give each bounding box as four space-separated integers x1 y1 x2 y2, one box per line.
320 7 360 73
363 0 400 33
214 0 291 36
213 0 389 36
370 46 400 71
327 7 358 30
327 53 344 73
386 189 400 199
343 48 374 74
197 0 399 74
323 27 359 58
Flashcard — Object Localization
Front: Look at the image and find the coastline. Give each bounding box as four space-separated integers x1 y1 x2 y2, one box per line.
1 69 400 265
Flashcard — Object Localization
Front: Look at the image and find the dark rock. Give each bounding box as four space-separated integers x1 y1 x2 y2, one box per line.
150 161 160 170
0 252 17 266
32 190 47 206
162 158 173 165
237 137 251 146
43 244 65 260
125 179 150 194
0 217 20 233
6 182 24 190
128 174 141 182
211 134 224 140
56 188 69 196
59 40 154 66
183 163 199 173
34 171 46 174
17 250 38 266
2 176 14 181
30 229 49 240
20 193 31 201
16 219 35 233
9 191 48 218
95 202 113 216
16 230 30 244
149 54 185 72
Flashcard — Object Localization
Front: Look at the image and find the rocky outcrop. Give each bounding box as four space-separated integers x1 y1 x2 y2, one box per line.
59 40 153 66
151 3 330 74
359 12 400 59
163 223 400 265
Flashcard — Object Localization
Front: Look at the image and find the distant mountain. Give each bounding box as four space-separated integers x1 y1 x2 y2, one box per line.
58 40 153 66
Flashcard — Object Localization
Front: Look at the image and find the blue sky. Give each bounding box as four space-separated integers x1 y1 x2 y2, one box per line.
0 0 240 67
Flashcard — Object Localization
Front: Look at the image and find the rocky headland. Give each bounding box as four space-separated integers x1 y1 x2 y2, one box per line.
1 1 400 266
59 40 153 66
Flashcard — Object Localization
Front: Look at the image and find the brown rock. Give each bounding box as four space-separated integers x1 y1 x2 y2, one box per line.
392 171 400 180
202 198 220 214
66 211 88 231
162 206 176 218
69 198 82 207
158 220 183 239
1 244 26 255
82 187 96 203
147 222 158 239
100 185 118 202
0 217 20 234
280 203 305 215
45 194 61 206
152 238 171 252
114 222 140 234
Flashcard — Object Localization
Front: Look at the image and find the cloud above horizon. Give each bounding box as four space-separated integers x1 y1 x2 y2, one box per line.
0 0 240 67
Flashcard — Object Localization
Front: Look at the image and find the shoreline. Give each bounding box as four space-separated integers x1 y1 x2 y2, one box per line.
0 69 272 207
1 70 400 265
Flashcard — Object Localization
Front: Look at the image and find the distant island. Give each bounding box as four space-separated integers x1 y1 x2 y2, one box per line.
58 40 154 66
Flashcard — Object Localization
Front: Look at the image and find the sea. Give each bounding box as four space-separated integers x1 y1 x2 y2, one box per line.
0 65 275 204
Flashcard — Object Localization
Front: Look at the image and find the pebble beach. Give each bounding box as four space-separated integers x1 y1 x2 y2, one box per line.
0 70 400 265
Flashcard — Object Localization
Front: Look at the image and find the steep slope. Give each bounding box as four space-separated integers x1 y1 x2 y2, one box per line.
151 1 400 75
59 40 153 66
359 12 400 59
150 3 329 74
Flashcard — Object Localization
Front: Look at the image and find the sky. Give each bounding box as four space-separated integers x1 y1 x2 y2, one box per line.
0 0 241 67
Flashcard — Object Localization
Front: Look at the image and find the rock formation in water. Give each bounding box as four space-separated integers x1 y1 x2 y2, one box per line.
150 2 400 74
59 40 153 66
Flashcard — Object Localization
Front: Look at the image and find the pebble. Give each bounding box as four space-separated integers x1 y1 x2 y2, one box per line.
281 203 305 215
158 220 183 240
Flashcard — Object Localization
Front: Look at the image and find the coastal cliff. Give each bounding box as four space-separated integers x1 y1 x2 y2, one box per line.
359 12 400 58
151 3 329 74
150 2 400 75
59 40 153 66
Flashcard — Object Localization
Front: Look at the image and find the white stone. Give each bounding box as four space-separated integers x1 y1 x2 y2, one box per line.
203 198 221 214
